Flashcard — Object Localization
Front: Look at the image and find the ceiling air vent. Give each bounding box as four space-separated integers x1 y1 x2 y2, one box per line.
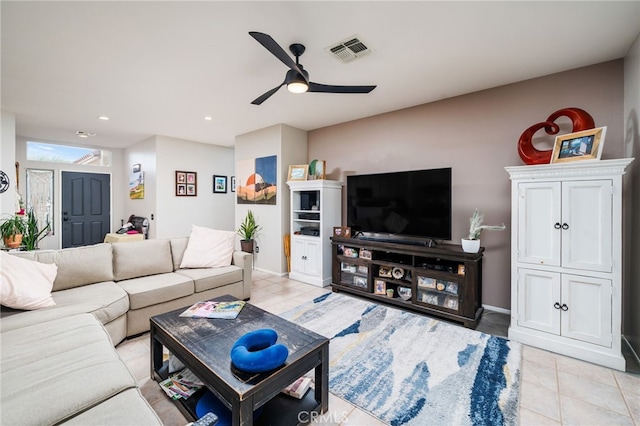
327 36 372 64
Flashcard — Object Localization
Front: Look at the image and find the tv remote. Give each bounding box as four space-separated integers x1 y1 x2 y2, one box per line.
192 412 219 426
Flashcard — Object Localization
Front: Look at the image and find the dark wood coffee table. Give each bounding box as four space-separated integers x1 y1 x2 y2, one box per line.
150 295 329 426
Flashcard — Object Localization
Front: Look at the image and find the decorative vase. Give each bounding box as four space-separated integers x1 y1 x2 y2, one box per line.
240 239 254 253
4 234 23 249
461 238 480 253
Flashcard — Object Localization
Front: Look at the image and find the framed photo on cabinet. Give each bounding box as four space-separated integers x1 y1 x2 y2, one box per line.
550 127 606 164
287 165 308 181
374 279 386 294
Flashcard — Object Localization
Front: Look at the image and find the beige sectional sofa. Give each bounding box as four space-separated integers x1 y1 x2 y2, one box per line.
0 236 252 425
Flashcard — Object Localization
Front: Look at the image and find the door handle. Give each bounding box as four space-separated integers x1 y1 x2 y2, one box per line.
63 211 69 221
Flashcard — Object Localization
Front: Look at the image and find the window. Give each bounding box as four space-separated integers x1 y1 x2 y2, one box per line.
26 169 54 234
26 141 111 166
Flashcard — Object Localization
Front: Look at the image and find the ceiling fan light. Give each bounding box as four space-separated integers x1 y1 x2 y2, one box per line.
287 81 308 94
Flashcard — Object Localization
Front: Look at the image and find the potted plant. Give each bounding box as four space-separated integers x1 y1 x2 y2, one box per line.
22 208 50 251
462 209 506 253
0 214 26 249
237 210 261 253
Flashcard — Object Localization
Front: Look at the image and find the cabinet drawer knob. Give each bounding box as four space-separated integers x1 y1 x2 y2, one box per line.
554 302 561 309
561 223 569 230
554 222 561 229
561 304 569 311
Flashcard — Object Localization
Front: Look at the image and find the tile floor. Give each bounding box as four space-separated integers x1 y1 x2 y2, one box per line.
116 271 640 425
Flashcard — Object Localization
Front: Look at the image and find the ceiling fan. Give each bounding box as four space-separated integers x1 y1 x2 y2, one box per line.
249 31 377 105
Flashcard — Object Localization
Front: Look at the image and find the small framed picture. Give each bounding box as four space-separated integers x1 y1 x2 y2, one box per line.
231 176 236 192
379 266 392 278
457 264 466 276
418 276 436 289
132 163 141 173
176 171 197 196
342 227 351 237
343 247 358 258
359 249 372 260
333 226 343 237
550 127 606 164
357 265 368 274
213 175 227 193
353 276 367 288
374 279 386 294
287 164 308 181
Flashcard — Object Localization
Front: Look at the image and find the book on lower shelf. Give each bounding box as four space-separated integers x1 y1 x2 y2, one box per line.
179 301 245 319
281 376 312 399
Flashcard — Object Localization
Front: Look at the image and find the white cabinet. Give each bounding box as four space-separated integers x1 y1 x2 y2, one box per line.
291 238 321 277
287 180 342 287
506 158 633 371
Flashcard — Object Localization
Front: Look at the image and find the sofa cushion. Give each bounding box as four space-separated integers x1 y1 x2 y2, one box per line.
180 226 236 268
113 239 173 281
0 281 129 334
0 314 137 425
0 251 57 310
116 272 194 310
44 243 115 291
62 388 162 425
176 265 243 293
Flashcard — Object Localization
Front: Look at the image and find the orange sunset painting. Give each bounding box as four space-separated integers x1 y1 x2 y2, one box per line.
236 155 277 205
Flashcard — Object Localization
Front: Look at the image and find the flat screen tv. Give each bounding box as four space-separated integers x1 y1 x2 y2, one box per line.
346 167 452 244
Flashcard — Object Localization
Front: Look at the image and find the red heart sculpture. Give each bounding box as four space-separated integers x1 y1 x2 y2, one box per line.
517 108 595 165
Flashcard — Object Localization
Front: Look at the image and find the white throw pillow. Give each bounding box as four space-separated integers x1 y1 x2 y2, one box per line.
0 251 57 310
180 226 236 269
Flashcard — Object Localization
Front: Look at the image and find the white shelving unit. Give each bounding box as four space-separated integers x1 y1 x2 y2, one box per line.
287 180 343 287
506 158 633 370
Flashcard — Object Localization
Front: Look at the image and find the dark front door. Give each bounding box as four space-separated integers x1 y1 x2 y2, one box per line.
61 171 111 248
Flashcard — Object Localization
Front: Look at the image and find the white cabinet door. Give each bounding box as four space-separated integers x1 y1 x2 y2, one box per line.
561 274 612 347
561 180 612 272
290 238 306 274
303 239 321 276
517 182 562 266
517 268 561 334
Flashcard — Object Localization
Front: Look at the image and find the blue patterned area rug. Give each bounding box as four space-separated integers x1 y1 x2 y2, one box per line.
281 292 521 426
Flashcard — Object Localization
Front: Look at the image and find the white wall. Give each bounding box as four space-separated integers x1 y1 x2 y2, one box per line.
0 110 16 217
623 31 640 357
235 124 307 275
124 136 158 237
154 135 235 238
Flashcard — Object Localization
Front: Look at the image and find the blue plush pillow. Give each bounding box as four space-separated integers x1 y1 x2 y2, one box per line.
230 329 289 373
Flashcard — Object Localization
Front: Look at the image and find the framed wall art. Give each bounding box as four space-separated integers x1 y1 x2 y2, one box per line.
550 127 606 164
213 175 227 193
176 171 197 196
231 176 236 192
287 164 308 181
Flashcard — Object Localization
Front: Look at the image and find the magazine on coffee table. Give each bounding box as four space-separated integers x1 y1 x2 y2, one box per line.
179 300 246 319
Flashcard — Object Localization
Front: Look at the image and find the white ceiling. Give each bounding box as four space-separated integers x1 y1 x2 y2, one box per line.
2 1 639 149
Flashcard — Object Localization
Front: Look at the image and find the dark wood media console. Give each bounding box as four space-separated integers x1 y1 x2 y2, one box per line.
331 237 484 328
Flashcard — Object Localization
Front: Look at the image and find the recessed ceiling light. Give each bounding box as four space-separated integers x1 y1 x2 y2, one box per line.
204 116 213 121
97 115 109 121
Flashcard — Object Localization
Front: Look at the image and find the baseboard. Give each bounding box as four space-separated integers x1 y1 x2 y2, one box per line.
622 335 640 366
482 304 510 315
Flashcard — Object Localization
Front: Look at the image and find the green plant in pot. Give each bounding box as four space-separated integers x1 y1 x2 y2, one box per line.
462 209 506 253
238 210 261 253
22 208 51 251
0 214 27 249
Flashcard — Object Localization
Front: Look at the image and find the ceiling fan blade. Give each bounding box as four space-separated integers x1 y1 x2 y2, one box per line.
251 82 285 105
308 82 376 94
249 32 304 76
